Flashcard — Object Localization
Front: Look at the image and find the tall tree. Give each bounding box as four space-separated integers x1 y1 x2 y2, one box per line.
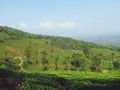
5 49 8 61
25 46 31 64
25 40 32 65
113 60 120 70
63 56 70 70
35 44 38 64
41 56 47 65
111 52 115 69
81 57 88 74
41 50 48 70
71 52 81 71
82 46 89 58
111 52 115 60
55 55 59 71
92 54 102 72
50 37 54 56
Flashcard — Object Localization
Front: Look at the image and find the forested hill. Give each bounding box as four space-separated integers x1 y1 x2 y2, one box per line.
0 26 103 50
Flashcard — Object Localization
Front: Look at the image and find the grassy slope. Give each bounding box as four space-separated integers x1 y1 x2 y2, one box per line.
1 38 120 71
0 26 120 71
1 26 120 90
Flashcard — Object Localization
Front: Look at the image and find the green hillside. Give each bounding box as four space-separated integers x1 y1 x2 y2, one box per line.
0 26 120 71
0 26 120 90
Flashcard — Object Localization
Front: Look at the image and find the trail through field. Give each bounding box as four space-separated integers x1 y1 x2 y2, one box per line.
14 57 25 72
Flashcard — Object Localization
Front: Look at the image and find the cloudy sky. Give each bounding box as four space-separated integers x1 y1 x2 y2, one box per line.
0 0 120 37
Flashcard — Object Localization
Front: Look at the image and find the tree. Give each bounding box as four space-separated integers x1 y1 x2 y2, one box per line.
91 54 101 72
25 45 31 64
5 50 8 61
63 56 70 70
111 52 115 61
110 52 115 70
82 46 89 58
113 60 120 70
41 50 49 70
71 52 81 71
50 37 54 56
81 57 88 74
55 55 59 71
41 56 48 70
35 44 38 64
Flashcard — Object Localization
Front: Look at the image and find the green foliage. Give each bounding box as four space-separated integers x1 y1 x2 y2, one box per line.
55 55 59 71
91 54 102 72
41 56 48 65
82 46 90 58
0 59 20 71
0 69 120 90
63 56 70 70
71 52 82 71
1 25 120 73
113 60 120 70
25 45 32 65
80 57 88 73
41 50 48 56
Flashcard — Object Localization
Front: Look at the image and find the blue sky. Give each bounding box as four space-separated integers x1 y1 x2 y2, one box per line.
0 0 120 37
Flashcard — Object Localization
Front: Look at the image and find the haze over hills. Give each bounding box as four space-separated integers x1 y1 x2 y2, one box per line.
74 34 120 46
1 25 120 46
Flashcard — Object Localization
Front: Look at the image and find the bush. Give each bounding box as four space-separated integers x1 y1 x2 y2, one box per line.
113 60 120 70
90 66 96 72
42 66 49 71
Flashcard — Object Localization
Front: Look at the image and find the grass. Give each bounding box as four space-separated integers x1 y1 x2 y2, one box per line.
25 70 120 80
1 68 120 90
1 38 120 72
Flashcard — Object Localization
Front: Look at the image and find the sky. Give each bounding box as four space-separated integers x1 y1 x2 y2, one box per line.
0 0 120 38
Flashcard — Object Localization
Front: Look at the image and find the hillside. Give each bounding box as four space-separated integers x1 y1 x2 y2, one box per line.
1 26 120 90
0 26 120 71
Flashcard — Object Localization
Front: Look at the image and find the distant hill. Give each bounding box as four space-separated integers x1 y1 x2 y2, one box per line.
92 35 120 46
75 35 120 46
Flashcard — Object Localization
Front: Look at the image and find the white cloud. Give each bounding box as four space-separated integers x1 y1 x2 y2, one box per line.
36 21 55 29
10 22 28 30
36 21 76 29
11 21 77 31
19 22 28 29
58 22 76 28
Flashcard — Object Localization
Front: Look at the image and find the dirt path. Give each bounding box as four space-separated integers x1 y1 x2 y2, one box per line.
14 57 25 72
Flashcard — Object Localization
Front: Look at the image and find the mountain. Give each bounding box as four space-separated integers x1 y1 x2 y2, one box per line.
75 34 120 46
